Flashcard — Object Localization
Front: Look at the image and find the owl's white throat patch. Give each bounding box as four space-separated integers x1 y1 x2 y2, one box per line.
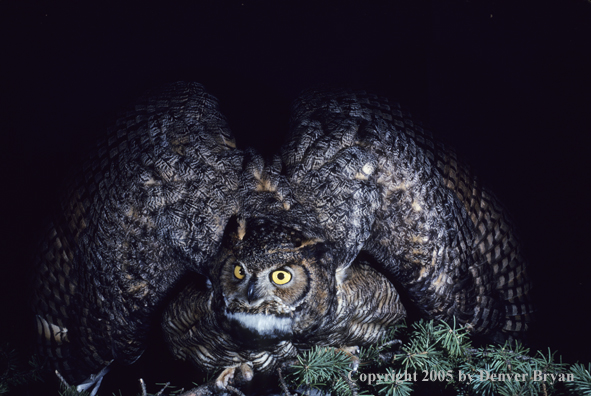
225 312 293 335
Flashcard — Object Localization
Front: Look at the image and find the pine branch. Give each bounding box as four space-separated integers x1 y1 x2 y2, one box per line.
5 320 591 396
0 344 43 394
566 363 591 396
289 346 353 392
284 319 591 396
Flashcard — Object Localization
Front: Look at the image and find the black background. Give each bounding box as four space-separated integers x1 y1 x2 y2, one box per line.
1 0 590 394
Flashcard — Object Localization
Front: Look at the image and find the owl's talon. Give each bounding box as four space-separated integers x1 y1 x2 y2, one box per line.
215 363 254 389
239 362 254 382
339 346 360 372
340 345 359 355
215 366 236 389
350 355 360 372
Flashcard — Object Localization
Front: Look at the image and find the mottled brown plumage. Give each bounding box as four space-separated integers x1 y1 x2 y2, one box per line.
284 89 532 337
32 82 244 394
163 219 405 383
32 83 532 394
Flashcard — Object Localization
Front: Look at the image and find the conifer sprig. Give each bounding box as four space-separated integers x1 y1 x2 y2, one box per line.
3 321 591 396
286 319 591 396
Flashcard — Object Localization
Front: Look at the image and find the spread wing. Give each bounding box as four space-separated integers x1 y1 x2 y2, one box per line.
32 82 243 387
281 88 533 340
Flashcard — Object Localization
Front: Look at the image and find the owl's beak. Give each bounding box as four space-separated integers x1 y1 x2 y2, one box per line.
247 277 259 303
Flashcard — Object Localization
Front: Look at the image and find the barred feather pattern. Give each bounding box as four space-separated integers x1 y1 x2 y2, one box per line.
32 82 243 385
32 83 532 391
284 88 533 338
163 255 405 374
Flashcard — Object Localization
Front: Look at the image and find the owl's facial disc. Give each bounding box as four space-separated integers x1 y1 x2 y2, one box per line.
221 259 309 312
221 261 300 341
216 219 333 339
233 264 294 302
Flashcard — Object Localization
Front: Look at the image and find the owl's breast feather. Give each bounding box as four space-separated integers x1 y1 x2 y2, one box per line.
225 312 293 336
223 311 295 350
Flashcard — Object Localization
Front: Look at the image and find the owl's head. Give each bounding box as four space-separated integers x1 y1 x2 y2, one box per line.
211 217 338 342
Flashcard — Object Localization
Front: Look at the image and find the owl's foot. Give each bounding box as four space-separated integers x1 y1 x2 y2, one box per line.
215 362 254 389
339 346 360 372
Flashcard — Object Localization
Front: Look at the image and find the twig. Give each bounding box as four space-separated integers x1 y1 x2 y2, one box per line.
464 348 535 362
340 372 358 396
380 339 403 349
154 382 171 396
55 370 71 389
178 383 215 396
542 382 548 396
139 378 147 396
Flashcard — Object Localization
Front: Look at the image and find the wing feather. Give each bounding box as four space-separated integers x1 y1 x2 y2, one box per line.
283 87 533 339
32 82 244 384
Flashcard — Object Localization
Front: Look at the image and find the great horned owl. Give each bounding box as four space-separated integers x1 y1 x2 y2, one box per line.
32 82 533 394
163 218 405 387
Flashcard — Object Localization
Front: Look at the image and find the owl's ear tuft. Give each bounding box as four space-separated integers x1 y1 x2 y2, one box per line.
300 240 338 268
221 216 246 247
237 218 247 240
298 239 328 256
296 238 324 249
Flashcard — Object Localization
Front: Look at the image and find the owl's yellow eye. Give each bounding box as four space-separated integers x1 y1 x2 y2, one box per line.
234 265 246 280
271 270 292 285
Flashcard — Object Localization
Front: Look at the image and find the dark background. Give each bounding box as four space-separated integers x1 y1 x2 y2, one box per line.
1 0 590 394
